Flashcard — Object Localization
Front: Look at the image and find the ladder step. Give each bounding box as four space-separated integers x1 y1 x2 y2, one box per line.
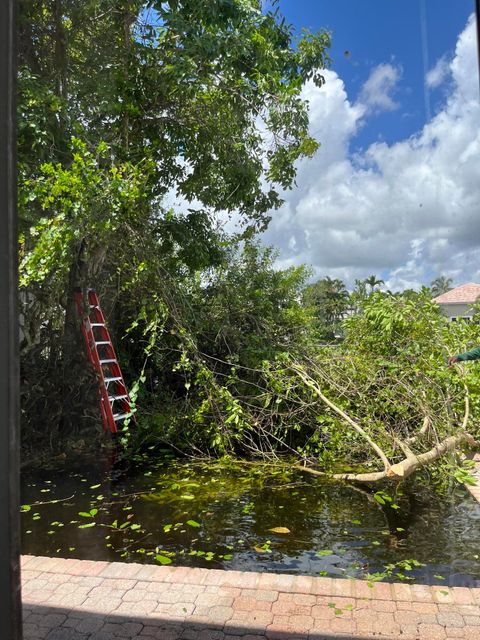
104 376 122 383
109 394 129 402
100 359 116 365
95 341 110 345
113 412 131 422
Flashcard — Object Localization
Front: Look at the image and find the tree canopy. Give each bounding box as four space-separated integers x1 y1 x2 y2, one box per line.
18 2 479 487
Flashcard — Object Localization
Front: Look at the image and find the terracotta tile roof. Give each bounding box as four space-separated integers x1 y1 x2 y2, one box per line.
433 283 480 304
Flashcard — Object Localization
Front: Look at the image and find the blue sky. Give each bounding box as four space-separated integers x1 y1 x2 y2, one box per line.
163 2 480 290
257 1 480 290
276 0 475 149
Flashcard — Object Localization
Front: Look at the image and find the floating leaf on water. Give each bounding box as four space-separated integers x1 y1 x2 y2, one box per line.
186 520 200 528
223 554 233 560
90 484 101 489
78 511 96 518
20 505 31 513
78 522 96 529
155 555 172 565
130 524 141 531
434 575 445 580
268 527 290 534
316 550 333 557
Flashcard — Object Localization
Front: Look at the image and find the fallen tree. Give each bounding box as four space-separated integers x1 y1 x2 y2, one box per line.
292 364 477 483
130 286 480 486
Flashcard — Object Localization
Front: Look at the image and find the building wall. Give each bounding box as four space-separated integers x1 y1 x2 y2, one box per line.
437 302 475 321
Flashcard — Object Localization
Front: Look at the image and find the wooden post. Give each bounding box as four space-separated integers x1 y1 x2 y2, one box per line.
0 0 22 637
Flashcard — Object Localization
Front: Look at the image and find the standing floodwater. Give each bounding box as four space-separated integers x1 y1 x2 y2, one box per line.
21 454 480 586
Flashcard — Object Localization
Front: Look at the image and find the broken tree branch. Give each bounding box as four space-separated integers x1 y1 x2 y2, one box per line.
293 372 476 483
292 364 391 471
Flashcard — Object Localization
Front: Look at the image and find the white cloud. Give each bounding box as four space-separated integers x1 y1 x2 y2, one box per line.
358 63 402 113
426 54 450 88
262 14 480 291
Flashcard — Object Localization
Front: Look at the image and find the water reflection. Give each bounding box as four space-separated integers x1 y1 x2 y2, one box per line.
21 454 480 586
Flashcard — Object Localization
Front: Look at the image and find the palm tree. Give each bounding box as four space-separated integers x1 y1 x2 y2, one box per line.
364 275 385 293
303 276 350 340
430 276 453 297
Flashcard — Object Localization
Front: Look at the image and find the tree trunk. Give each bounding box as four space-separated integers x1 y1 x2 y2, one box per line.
53 0 68 103
60 239 93 434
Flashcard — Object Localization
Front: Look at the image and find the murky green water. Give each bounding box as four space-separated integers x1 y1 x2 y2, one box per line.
21 453 480 587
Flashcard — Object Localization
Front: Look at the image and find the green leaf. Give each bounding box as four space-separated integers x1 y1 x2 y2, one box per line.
186 520 200 527
78 522 96 529
155 555 172 565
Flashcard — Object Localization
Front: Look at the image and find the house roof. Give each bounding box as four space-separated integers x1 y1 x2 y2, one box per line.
433 283 480 304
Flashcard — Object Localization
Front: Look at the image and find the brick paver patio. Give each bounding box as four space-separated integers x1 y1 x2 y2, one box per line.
21 555 480 639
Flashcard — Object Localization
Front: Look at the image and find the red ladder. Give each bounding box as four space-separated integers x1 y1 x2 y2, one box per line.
74 289 135 434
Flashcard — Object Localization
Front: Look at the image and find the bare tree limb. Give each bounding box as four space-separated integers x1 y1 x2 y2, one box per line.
406 416 430 444
292 373 476 483
292 364 391 471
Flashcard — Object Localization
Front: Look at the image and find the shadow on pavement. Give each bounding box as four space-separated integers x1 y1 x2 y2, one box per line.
23 603 382 640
